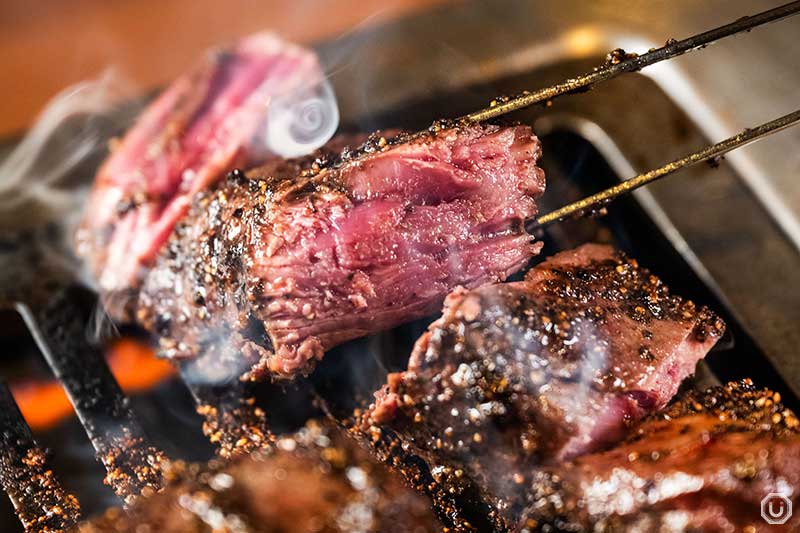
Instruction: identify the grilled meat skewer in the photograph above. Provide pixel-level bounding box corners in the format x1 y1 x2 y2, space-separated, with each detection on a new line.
354 244 724 531
136 124 545 382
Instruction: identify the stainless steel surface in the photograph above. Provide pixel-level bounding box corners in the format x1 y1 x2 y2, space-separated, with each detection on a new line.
462 1 800 124
534 108 800 227
321 0 800 249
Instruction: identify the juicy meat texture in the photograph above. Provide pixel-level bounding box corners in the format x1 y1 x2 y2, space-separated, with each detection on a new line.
137 124 545 381
76 33 327 313
520 380 800 532
76 421 442 533
357 244 724 530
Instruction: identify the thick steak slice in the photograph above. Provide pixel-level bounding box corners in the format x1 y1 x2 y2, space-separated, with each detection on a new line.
76 421 442 533
357 244 724 530
76 33 328 315
137 124 545 381
520 380 800 532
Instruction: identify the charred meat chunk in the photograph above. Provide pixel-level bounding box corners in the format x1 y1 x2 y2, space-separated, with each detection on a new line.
76 33 329 315
357 244 724 530
137 124 545 381
76 421 442 533
520 380 800 532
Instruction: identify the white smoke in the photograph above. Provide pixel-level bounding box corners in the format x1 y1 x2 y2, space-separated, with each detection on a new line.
263 77 339 158
0 69 133 332
0 70 133 225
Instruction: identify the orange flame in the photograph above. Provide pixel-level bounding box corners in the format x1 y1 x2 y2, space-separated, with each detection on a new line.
11 338 175 430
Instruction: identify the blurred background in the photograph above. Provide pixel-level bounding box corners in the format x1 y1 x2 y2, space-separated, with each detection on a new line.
0 0 454 138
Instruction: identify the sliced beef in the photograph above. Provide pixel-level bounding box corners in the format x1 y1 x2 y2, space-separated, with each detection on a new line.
76 420 441 533
137 123 545 381
356 244 724 530
520 380 800 532
76 33 329 315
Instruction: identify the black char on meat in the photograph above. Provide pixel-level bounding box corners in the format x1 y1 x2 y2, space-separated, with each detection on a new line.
137 124 545 381
355 244 725 531
520 380 800 532
76 420 442 533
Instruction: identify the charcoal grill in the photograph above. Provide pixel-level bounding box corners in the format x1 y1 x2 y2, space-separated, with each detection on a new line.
2 1 800 531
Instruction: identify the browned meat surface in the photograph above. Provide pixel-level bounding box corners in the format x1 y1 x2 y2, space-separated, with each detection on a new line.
519 380 800 532
76 421 442 533
355 244 724 531
137 124 545 381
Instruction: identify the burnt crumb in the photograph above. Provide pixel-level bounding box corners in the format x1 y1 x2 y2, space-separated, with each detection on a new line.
605 48 639 66
153 313 172 336
196 397 272 459
99 432 167 504
226 168 248 185
115 191 150 216
707 154 724 168
489 94 512 107
638 346 654 361
241 314 274 353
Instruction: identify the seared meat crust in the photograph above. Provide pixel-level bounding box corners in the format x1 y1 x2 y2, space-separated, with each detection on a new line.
520 380 800 532
138 124 545 381
77 421 442 533
356 244 724 530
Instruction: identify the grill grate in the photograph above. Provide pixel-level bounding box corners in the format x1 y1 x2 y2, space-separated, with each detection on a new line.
17 286 166 504
0 383 81 532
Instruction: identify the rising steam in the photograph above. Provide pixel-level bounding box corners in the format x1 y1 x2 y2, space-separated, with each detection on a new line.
263 77 339 158
0 70 133 342
0 70 132 223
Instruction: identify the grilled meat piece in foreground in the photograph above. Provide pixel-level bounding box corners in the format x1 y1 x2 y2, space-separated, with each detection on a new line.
77 420 442 533
520 380 800 532
76 33 329 314
138 124 545 381
356 244 724 531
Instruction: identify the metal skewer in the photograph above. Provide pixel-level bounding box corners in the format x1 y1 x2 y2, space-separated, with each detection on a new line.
530 109 800 230
16 284 167 504
461 1 800 124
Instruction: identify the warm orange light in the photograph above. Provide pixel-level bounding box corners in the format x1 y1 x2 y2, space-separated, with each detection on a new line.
11 338 175 430
563 27 602 57
11 380 73 431
105 338 175 391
